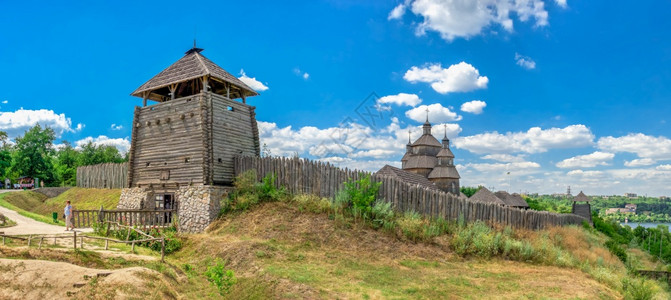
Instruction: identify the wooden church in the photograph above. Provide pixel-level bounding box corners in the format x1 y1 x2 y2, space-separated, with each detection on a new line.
118 45 261 232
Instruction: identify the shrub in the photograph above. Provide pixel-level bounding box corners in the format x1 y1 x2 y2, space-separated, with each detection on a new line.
451 221 501 258
259 173 286 202
605 240 628 263
234 170 258 195
397 211 425 242
343 174 381 221
332 189 350 215
205 259 237 296
293 194 331 213
371 201 395 231
622 277 655 300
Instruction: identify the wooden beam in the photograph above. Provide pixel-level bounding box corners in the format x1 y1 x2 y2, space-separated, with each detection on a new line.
142 92 148 107
169 84 178 101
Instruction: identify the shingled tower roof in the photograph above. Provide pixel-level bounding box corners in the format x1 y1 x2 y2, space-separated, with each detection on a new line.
131 46 258 103
573 191 591 202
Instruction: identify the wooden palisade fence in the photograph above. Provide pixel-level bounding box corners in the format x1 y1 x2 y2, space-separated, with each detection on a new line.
76 163 129 189
234 156 586 230
72 207 176 230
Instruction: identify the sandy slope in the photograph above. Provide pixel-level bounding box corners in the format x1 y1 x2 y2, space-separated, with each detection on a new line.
0 258 158 299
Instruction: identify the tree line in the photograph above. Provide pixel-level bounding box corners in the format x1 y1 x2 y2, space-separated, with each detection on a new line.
1 124 128 187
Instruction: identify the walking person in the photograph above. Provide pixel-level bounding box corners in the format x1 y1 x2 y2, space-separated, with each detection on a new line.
64 200 74 231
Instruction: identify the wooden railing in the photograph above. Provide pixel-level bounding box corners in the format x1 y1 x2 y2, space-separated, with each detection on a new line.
0 226 166 262
72 207 176 230
234 156 587 230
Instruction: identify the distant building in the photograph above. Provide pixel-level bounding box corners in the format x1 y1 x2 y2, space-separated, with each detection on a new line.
625 193 637 198
391 116 460 195
624 204 637 213
494 191 530 210
660 196 670 201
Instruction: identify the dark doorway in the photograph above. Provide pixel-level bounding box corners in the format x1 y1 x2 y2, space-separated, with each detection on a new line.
154 193 175 224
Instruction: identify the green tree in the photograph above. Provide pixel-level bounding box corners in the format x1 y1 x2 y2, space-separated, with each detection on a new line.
53 142 79 186
77 142 125 166
460 186 482 198
10 125 55 184
0 130 12 179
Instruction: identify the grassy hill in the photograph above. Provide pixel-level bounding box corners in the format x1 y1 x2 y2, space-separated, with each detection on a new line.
0 188 121 225
1 187 669 299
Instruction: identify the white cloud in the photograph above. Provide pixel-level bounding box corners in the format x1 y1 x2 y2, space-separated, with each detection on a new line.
465 161 541 173
657 165 671 171
75 135 131 154
567 169 605 178
1 100 7 104
455 124 594 154
598 133 671 160
111 124 123 131
75 123 85 131
0 108 78 138
405 103 462 123
556 151 614 169
378 93 422 107
460 100 487 114
404 62 488 94
238 69 269 92
624 158 656 167
555 0 567 8
293 68 310 80
388 3 407 20
257 117 461 172
481 154 527 162
515 53 536 69
405 0 549 41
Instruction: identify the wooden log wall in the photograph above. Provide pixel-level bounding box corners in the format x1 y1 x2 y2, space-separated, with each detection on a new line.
76 163 128 189
234 156 587 230
130 94 206 187
210 93 259 185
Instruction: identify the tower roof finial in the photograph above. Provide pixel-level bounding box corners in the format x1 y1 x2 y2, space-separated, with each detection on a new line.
444 124 448 139
425 107 430 123
408 129 412 144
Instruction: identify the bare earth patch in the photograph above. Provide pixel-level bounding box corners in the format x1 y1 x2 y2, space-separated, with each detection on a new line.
0 258 165 300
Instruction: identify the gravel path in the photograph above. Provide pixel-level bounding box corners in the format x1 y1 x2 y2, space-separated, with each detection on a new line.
0 190 92 235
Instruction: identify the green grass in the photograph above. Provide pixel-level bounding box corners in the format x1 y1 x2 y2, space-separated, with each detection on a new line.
0 193 64 226
33 187 121 216
0 188 121 227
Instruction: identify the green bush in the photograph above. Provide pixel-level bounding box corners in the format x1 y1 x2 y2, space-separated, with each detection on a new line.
605 239 627 263
343 174 381 221
205 259 237 296
371 201 395 231
332 189 350 215
397 211 425 242
622 277 655 300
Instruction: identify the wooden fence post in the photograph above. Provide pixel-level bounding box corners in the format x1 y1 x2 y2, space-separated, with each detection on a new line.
73 231 77 250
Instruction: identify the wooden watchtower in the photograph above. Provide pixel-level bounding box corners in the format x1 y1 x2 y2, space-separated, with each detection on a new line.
127 46 260 190
572 191 592 225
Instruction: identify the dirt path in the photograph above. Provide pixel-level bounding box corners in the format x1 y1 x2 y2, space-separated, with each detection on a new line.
0 190 92 235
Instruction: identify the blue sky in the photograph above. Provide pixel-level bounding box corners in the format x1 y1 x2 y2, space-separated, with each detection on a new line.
1 1 671 196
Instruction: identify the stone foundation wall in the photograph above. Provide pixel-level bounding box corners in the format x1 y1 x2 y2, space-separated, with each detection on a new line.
176 185 228 233
117 188 152 210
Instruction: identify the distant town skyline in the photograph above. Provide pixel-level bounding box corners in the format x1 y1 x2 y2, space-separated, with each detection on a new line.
1 1 670 195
